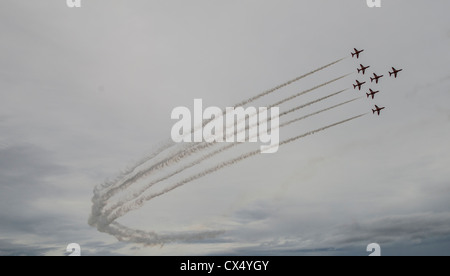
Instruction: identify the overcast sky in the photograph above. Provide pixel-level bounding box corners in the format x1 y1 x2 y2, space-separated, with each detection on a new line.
1 0 450 256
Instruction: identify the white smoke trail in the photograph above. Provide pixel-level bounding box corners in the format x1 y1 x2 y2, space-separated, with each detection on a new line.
280 97 362 128
102 96 360 217
89 57 354 244
93 59 346 197
98 87 351 215
94 140 176 196
197 58 347 131
96 78 351 204
220 77 350 145
92 114 366 245
99 113 366 226
234 58 345 107
269 73 352 108
99 222 225 246
279 89 348 117
172 60 348 154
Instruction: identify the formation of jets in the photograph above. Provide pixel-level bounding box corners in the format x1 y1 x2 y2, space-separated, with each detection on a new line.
351 48 403 116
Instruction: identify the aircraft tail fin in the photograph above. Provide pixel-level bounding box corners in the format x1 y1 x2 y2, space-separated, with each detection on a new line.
353 84 356 89
366 93 370 98
370 77 374 82
357 68 361 73
389 72 393 76
372 109 376 114
351 53 355 57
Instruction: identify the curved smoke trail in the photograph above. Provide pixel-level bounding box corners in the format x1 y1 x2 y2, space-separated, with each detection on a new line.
106 114 365 222
89 57 358 245
94 58 345 196
97 87 351 217
102 96 359 218
90 114 366 244
95 75 350 205
99 222 225 246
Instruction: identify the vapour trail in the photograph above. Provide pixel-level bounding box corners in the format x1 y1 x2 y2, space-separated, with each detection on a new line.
279 88 348 117
93 140 176 195
280 97 362 128
221 88 349 146
99 221 225 246
102 113 366 223
218 73 350 144
172 58 347 154
94 58 345 195
269 73 352 108
89 58 353 241
234 58 345 107
96 78 350 203
222 83 349 145
102 96 360 217
97 86 351 213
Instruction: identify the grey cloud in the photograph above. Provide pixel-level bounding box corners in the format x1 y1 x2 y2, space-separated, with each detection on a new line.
0 144 73 252
0 144 67 212
0 239 57 256
0 144 66 184
327 212 450 247
232 202 272 224
0 143 129 255
215 212 450 256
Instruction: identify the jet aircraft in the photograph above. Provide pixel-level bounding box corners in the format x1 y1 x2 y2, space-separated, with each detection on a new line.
372 105 385 115
366 89 380 99
351 48 364 59
353 80 366 90
357 64 370 75
389 67 403 78
370 73 384 84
